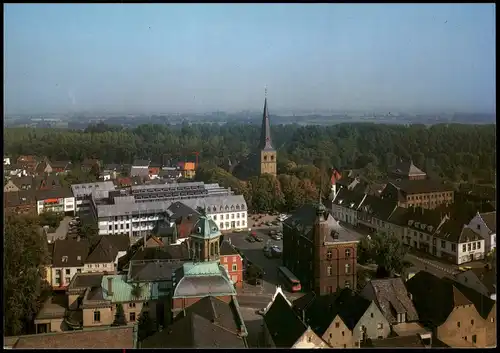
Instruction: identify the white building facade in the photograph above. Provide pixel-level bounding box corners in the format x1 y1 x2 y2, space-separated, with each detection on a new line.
94 193 248 237
467 212 496 254
37 196 75 215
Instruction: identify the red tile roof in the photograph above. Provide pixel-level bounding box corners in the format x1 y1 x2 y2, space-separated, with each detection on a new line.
9 326 135 349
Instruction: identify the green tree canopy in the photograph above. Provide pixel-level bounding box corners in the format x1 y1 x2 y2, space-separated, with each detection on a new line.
38 211 64 228
137 312 157 342
357 232 410 277
4 214 50 335
112 303 127 326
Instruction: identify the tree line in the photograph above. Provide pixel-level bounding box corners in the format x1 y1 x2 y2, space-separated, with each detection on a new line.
4 122 495 184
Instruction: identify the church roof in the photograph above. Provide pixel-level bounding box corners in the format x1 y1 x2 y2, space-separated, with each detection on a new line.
172 262 236 298
190 216 221 240
258 96 275 151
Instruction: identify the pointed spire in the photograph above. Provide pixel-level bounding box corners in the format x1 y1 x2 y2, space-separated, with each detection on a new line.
259 87 274 151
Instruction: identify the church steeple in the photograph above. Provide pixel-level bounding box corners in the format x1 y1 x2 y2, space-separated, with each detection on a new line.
259 87 274 151
257 87 277 176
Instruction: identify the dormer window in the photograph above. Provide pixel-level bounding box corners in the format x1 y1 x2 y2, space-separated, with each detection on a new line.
62 256 68 263
77 256 81 261
408 220 414 226
197 227 201 233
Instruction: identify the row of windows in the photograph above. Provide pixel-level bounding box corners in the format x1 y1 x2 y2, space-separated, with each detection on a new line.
407 192 453 201
218 220 246 229
212 212 246 221
55 277 71 285
206 204 246 212
327 264 351 276
463 242 482 252
221 256 239 263
326 249 352 260
223 263 238 272
93 305 148 323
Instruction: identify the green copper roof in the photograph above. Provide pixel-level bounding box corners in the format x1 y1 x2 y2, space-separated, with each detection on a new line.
190 216 221 240
102 275 152 303
182 261 222 277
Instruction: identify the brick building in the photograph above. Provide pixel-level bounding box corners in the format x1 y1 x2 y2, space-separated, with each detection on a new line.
219 239 244 288
381 179 454 210
282 201 359 295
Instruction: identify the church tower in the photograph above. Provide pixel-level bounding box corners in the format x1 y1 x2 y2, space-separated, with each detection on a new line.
258 88 277 176
189 216 222 262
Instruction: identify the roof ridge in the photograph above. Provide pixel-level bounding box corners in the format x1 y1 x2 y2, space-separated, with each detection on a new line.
451 284 472 306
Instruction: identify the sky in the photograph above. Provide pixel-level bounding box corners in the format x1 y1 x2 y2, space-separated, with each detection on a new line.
4 4 496 115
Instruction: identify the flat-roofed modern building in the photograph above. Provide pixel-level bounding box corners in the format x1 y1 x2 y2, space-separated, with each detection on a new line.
89 182 248 237
71 181 116 214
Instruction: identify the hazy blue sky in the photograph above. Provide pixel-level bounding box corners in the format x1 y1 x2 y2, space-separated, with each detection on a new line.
4 4 496 114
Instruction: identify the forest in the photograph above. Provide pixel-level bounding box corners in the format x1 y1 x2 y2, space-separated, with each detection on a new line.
4 122 496 212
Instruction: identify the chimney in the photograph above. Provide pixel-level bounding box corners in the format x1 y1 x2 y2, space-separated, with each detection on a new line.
107 277 113 296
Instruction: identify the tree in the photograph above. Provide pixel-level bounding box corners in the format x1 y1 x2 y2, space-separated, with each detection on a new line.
112 303 127 326
4 214 50 336
79 222 100 246
357 232 409 277
245 264 264 286
356 237 374 265
137 312 157 342
131 283 143 298
485 248 496 270
278 174 306 212
38 211 64 228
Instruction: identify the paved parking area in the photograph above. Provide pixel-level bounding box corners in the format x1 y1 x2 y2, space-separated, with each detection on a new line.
226 227 288 295
46 216 73 242
247 213 284 230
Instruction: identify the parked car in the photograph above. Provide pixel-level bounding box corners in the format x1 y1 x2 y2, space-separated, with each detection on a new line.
269 230 277 236
265 221 273 226
246 236 256 243
233 228 242 233
271 246 282 258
